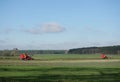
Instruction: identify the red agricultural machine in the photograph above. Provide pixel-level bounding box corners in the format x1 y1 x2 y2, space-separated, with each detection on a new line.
20 53 33 60
100 53 108 59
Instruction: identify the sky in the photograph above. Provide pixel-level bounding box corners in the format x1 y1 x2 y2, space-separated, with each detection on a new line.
0 0 120 50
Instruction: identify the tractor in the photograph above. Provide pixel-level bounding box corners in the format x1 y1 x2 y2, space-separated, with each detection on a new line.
20 53 33 60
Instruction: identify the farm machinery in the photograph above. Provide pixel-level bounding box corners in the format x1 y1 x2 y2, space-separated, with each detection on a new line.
20 53 33 60
100 53 108 59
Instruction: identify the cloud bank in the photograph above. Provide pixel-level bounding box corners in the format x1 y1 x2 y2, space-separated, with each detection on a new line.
25 23 65 34
0 28 13 34
0 40 6 44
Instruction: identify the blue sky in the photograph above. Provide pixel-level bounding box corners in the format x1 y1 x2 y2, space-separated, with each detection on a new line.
0 0 120 50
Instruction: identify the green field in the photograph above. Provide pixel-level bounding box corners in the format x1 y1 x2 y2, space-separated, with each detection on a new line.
0 54 120 82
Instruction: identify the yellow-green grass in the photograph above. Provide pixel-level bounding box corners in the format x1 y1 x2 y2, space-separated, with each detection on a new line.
0 54 120 82
0 65 120 82
1 54 120 60
32 54 120 60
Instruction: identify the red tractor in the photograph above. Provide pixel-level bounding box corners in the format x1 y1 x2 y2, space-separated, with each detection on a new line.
20 53 33 60
100 53 108 59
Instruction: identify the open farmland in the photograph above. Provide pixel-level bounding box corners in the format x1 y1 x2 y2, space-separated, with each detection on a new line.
0 54 120 82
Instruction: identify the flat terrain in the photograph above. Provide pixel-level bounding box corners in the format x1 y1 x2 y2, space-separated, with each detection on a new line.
0 54 120 82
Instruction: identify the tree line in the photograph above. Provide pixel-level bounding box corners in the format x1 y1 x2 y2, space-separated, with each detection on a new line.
18 50 66 55
68 45 120 55
0 45 120 56
0 49 66 56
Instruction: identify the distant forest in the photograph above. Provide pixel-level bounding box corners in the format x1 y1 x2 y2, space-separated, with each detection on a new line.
0 45 120 56
18 50 66 55
0 49 66 56
68 45 120 55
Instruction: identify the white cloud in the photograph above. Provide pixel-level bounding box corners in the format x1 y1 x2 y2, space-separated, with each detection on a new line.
22 42 85 50
25 22 65 34
85 26 104 33
0 40 6 44
41 23 65 33
0 41 120 50
25 28 41 34
0 28 13 34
